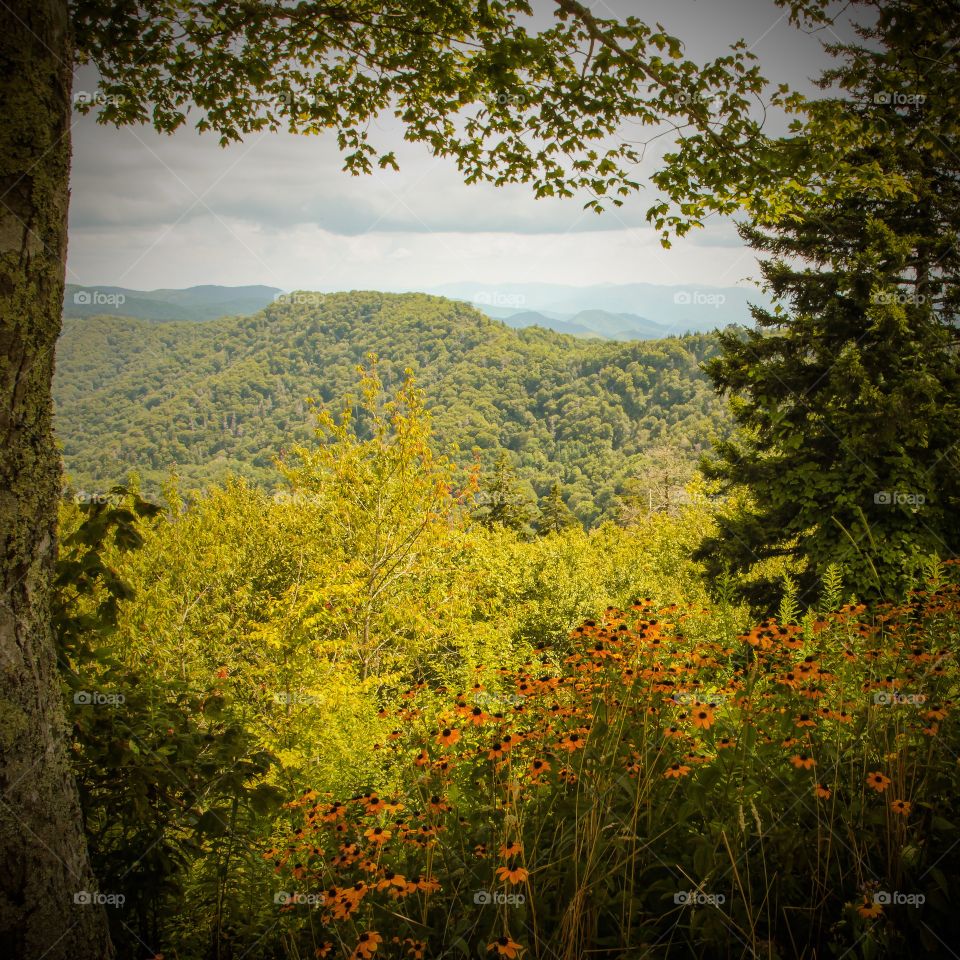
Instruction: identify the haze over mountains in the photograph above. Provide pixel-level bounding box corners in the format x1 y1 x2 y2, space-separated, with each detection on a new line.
64 280 771 340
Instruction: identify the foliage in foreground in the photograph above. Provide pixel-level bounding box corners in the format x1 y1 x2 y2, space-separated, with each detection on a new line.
271 575 960 960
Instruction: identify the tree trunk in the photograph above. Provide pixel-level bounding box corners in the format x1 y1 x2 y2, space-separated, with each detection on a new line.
0 1 114 956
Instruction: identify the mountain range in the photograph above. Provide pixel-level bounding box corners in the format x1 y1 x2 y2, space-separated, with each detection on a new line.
54 291 729 523
63 281 770 340
64 283 282 321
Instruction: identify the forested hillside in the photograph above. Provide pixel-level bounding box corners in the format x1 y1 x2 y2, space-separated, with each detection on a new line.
54 291 728 522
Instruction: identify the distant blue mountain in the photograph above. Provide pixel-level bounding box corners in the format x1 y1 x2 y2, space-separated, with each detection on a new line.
426 280 770 339
64 284 282 321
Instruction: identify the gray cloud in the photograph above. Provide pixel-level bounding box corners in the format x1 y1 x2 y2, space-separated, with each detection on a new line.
67 0 861 287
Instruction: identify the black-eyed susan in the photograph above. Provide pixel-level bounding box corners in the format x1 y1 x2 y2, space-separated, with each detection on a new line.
436 728 460 747
690 707 716 730
890 798 912 816
498 840 523 858
350 930 382 960
529 758 551 779
866 771 892 793
664 762 691 779
790 753 816 770
557 732 586 752
496 865 529 884
487 936 523 958
814 783 832 799
363 826 391 845
857 898 884 919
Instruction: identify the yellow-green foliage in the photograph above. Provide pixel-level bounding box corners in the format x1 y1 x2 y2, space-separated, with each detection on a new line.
94 368 725 799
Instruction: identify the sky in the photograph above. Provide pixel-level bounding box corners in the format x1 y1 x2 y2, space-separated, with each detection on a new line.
66 0 859 295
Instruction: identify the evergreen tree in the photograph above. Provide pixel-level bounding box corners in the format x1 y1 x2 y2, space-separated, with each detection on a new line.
697 0 960 605
537 482 579 535
474 452 536 535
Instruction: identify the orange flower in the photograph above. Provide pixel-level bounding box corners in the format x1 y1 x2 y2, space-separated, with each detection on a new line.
315 944 333 958
498 841 523 858
363 826 391 845
436 728 460 747
487 936 523 958
529 758 551 779
866 772 891 793
557 732 586 752
495 865 529 885
890 799 911 816
814 783 832 799
857 898 883 919
790 754 816 770
664 763 691 779
350 931 382 960
690 707 715 730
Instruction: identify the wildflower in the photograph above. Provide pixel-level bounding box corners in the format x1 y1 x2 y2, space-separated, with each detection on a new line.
363 826 391 845
350 931 382 960
437 727 460 747
790 754 816 770
376 871 408 891
857 899 883 919
795 713 816 728
529 758 551 779
664 763 691 779
890 799 912 816
716 737 735 750
496 865 529 885
814 783 832 799
498 841 523 858
690 707 716 730
487 937 523 958
557 732 586 752
866 772 892 793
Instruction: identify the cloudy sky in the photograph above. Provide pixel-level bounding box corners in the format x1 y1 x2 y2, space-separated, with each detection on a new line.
66 0 858 294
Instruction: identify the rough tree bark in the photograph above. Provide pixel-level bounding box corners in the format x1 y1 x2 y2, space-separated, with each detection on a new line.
0 1 114 956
